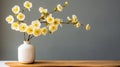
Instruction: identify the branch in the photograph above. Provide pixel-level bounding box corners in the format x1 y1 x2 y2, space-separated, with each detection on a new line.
29 35 34 40
27 35 31 41
24 32 26 41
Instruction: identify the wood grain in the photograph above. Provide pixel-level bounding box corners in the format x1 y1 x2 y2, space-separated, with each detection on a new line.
5 60 120 67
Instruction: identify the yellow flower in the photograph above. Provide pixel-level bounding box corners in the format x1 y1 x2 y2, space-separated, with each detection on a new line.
32 20 41 28
39 7 48 14
26 26 34 35
72 15 78 23
12 5 20 14
6 15 14 24
11 22 19 31
17 12 25 21
67 16 71 21
54 18 61 26
57 4 63 12
24 1 32 11
39 7 43 12
33 28 41 37
19 23 28 32
85 24 91 31
65 1 68 5
75 22 81 28
41 27 48 36
46 15 54 24
49 24 58 33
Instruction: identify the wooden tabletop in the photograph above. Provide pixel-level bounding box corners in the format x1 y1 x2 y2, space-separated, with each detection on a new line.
5 60 120 67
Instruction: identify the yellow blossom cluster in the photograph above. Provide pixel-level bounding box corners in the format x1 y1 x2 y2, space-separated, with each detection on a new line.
5 1 91 41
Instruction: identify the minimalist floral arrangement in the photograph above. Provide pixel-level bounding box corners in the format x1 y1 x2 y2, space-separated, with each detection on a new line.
6 0 91 42
5 0 91 63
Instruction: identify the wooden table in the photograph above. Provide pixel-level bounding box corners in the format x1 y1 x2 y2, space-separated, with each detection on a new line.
5 60 120 67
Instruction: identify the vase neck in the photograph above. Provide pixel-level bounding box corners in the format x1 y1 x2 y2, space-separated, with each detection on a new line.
23 41 30 44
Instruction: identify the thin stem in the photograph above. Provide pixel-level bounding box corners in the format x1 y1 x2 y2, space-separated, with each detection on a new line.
40 21 47 23
21 8 26 13
81 24 84 26
27 35 31 41
61 22 71 24
40 21 72 24
49 10 56 14
29 35 34 40
24 32 26 41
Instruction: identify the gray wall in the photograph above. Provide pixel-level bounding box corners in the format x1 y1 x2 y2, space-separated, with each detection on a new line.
0 0 120 60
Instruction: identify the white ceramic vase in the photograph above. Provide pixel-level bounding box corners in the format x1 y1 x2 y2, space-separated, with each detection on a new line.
18 41 35 63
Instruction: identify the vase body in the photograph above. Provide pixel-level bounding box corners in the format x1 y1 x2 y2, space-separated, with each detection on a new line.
18 41 35 63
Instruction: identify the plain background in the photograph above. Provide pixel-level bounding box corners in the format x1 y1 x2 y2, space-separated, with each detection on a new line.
0 0 120 60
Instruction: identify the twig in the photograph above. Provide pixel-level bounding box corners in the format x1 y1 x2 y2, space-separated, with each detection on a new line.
40 21 72 24
24 32 26 41
27 35 31 41
49 10 56 14
29 35 34 40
